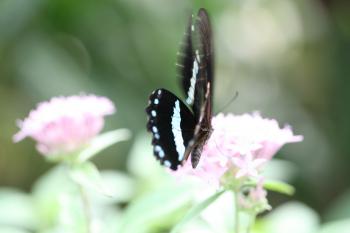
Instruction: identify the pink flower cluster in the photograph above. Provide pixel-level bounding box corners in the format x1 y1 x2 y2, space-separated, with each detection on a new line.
174 112 303 186
13 95 115 156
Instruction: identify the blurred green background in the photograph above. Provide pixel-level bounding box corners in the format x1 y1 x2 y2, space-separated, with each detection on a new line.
1 0 350 225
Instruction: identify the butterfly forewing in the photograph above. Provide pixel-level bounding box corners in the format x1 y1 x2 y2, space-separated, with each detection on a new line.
177 9 213 121
146 88 196 170
194 8 214 118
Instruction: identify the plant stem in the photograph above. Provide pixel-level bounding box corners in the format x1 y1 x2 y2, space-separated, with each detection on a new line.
67 162 93 233
234 190 239 233
78 183 93 233
247 214 256 233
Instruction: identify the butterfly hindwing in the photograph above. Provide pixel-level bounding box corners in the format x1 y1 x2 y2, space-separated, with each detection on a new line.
146 88 196 170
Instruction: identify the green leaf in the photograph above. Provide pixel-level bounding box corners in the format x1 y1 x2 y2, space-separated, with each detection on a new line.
0 0 41 42
196 190 235 233
258 202 319 233
318 219 350 233
77 128 131 162
0 188 38 230
324 189 350 221
263 179 295 196
127 133 174 191
262 159 298 182
69 162 109 195
90 170 136 205
118 185 194 233
31 165 76 227
170 189 226 233
127 133 162 178
0 227 31 233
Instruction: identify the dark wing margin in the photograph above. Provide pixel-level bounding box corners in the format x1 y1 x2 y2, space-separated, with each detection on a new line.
197 8 213 86
192 8 214 120
146 88 196 170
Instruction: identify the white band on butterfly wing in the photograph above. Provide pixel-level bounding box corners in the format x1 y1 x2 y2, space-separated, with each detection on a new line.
171 100 186 161
185 59 199 105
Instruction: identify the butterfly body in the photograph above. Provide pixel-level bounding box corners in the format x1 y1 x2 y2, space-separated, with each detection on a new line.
146 8 213 170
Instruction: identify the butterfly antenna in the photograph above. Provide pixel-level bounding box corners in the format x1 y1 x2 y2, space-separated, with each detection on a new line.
213 136 227 158
215 91 239 114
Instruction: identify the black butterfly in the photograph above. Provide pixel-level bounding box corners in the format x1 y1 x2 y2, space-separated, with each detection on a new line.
146 8 214 170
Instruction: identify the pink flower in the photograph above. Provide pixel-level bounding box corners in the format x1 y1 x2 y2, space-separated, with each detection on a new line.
238 179 271 213
174 112 303 186
249 180 267 202
13 95 115 156
232 153 266 178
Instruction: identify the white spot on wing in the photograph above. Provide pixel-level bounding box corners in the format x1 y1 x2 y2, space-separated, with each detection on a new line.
176 63 184 67
155 145 162 152
195 50 200 62
152 126 158 133
154 98 159 104
171 100 186 161
157 90 162 95
151 110 156 117
186 60 199 105
164 160 171 167
158 149 164 158
155 145 165 158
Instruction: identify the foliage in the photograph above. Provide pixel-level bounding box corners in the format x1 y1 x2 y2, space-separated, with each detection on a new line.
1 133 350 232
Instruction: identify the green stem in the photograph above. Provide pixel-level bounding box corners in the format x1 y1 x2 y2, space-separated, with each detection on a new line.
78 184 93 233
68 162 93 233
247 214 256 233
234 190 239 233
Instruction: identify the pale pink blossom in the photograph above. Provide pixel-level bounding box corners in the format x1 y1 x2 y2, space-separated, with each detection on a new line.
174 112 303 186
238 179 271 212
13 95 115 156
232 153 266 178
249 179 268 202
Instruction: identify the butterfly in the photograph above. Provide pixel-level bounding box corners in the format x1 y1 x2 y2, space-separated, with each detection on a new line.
146 8 214 170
